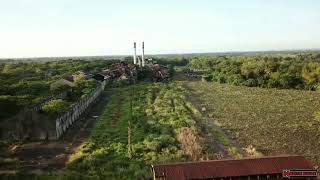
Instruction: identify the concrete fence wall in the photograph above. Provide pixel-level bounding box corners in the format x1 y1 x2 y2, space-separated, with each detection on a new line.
55 80 107 139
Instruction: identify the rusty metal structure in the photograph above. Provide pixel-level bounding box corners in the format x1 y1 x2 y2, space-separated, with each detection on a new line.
152 155 316 180
150 64 170 81
131 41 170 81
99 61 137 81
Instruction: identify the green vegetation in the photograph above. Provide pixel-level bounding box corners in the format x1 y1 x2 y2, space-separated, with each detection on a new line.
2 52 320 178
0 60 113 120
66 83 209 179
0 173 57 180
0 158 19 167
188 53 320 90
183 81 320 168
42 99 70 117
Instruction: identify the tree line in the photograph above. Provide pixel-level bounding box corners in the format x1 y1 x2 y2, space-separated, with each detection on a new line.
187 53 320 90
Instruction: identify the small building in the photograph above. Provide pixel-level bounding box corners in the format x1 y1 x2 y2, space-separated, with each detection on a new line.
50 79 75 91
152 155 316 180
92 73 108 82
64 75 76 82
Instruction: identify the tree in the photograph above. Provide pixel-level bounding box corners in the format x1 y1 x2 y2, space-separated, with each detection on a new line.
302 62 320 90
74 75 95 98
42 99 69 117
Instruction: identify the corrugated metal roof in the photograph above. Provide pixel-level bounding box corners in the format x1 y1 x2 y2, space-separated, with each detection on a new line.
152 155 314 180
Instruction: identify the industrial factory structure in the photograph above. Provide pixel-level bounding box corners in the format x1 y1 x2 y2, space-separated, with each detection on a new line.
132 41 170 81
133 41 146 67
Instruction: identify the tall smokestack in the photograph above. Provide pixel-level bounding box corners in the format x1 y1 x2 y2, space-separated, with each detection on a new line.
142 41 145 67
133 42 137 65
138 56 142 67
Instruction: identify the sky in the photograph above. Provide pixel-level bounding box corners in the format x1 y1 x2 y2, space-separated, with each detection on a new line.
0 0 320 58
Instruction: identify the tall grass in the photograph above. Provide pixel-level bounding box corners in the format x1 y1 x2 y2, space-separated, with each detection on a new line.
66 83 208 179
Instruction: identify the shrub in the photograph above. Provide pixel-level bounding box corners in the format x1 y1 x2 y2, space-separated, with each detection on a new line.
42 99 70 116
177 127 203 161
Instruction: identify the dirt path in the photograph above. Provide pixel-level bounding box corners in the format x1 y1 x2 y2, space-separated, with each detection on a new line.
0 91 112 174
181 81 246 159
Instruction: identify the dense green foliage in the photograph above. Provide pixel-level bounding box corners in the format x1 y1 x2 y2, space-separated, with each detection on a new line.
42 99 70 117
153 57 189 66
188 53 320 89
73 75 96 99
67 83 206 179
0 60 113 120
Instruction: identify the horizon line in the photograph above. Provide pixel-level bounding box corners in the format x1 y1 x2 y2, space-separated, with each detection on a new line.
1 48 320 60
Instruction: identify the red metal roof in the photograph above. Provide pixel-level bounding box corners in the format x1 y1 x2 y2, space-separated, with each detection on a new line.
152 155 315 180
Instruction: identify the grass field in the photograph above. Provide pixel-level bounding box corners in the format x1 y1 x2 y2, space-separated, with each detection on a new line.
0 82 228 179
183 81 320 168
66 82 212 179
3 79 320 179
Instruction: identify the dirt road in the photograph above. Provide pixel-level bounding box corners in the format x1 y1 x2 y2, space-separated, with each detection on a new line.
180 80 246 159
